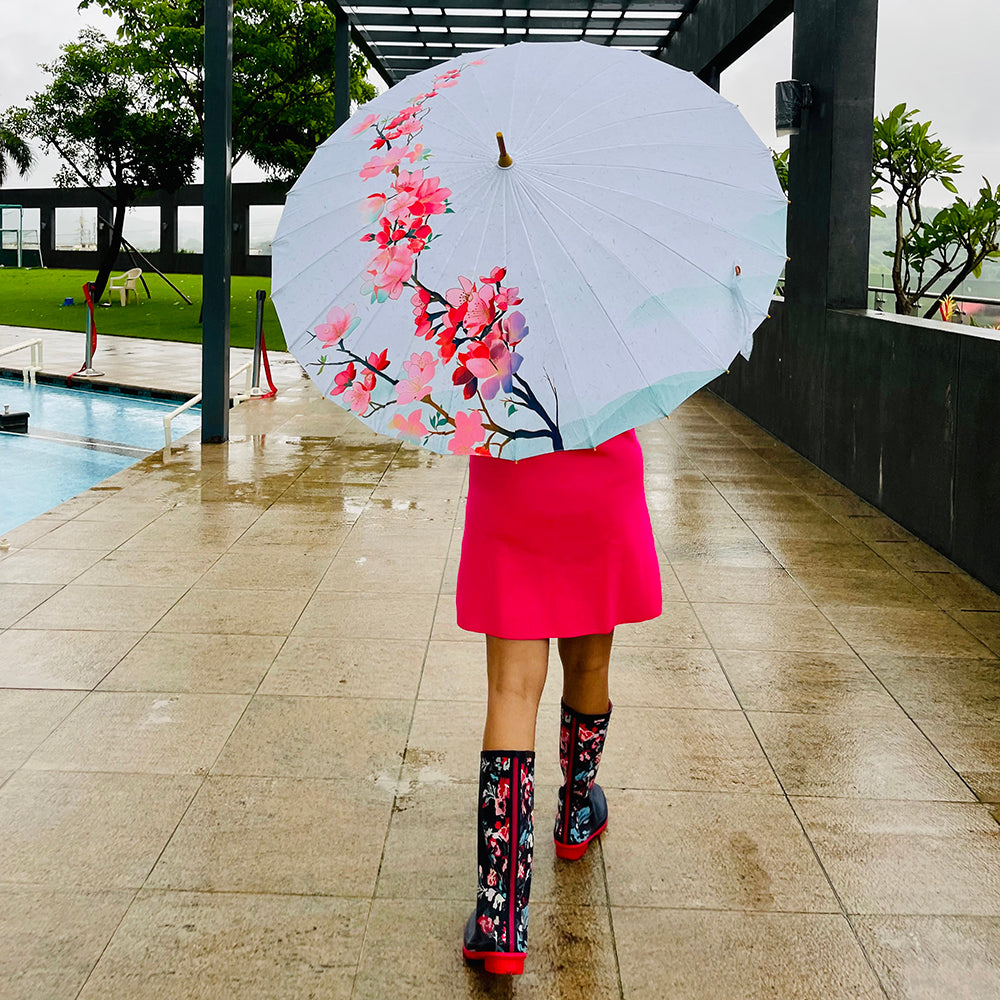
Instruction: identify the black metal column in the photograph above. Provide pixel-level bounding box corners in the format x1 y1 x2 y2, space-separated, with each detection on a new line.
784 0 878 311
202 0 234 443
334 8 351 129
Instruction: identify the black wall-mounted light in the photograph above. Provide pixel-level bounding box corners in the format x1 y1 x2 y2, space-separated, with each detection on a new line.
775 80 813 137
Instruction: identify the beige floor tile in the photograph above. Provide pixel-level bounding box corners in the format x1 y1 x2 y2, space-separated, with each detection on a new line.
154 587 313 635
211 694 410 782
295 591 438 640
354 898 619 1000
607 646 739 710
0 629 142 688
337 526 454 561
0 547 104 585
98 632 283 693
259 635 423 699
23 691 249 775
671 562 812 605
416 640 488 702
603 789 837 911
791 566 941 609
0 689 86 771
717 649 898 714
908 571 1000 611
612 602 711 647
751 517 862 546
374 781 607 907
27 516 155 551
76 890 367 1000
918 720 1000 800
319 551 448 594
146 775 392 896
614 909 884 1000
0 769 200 888
871 540 963 575
750 708 975 801
600 706 780 793
863 654 1000 724
117 519 249 551
693 602 854 654
70 547 220 589
793 797 1000 915
951 611 1000 656
767 539 894 573
853 914 1000 1000
429 596 481 642
2 518 65 548
0 583 63 627
0 886 134 1000
14 584 185 632
824 607 993 658
657 532 784 568
403 700 564 789
193 545 334 590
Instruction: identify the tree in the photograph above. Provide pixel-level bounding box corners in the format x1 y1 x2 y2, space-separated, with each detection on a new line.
18 27 200 297
79 0 379 181
870 103 1000 316
0 110 34 186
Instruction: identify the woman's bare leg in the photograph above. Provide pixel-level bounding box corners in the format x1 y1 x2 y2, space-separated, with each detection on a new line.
482 635 549 750
558 631 613 713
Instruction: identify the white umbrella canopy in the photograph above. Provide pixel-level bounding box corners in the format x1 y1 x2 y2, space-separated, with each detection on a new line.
272 41 786 460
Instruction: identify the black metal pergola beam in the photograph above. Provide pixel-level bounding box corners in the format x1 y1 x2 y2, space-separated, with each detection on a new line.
659 0 793 77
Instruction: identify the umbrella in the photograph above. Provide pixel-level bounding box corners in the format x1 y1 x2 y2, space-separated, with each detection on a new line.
271 41 786 460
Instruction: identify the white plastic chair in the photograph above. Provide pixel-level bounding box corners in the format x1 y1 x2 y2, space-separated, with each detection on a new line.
107 267 142 306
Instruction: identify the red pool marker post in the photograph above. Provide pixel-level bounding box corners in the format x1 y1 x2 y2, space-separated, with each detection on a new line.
71 282 104 381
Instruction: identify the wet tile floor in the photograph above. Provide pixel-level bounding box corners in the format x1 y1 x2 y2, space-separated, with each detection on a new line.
1 327 1000 998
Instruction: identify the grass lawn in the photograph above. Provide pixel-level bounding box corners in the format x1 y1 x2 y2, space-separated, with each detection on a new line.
0 268 287 351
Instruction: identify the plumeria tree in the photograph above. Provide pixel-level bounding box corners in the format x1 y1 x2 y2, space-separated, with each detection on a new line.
306 63 562 457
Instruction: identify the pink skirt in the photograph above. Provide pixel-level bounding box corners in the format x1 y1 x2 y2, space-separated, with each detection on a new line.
456 429 662 639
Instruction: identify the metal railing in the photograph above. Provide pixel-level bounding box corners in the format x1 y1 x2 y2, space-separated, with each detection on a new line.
0 338 44 383
163 361 253 451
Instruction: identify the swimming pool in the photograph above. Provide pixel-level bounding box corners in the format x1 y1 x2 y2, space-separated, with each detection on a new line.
0 376 201 534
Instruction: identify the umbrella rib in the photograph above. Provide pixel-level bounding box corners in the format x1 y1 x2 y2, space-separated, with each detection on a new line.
526 166 784 260
518 173 753 370
508 174 649 448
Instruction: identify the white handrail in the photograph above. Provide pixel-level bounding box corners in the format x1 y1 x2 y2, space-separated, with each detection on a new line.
0 338 43 384
163 361 253 451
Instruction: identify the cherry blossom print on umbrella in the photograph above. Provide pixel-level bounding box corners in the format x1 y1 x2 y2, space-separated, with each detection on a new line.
272 42 788 460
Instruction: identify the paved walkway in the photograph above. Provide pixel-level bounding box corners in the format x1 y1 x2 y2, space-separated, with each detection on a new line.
1 331 999 998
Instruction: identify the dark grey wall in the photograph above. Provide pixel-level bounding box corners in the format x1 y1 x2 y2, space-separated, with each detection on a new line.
712 300 1000 592
4 183 287 278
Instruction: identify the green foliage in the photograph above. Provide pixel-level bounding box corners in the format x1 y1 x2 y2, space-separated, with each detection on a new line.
871 103 968 314
78 0 378 181
771 147 789 195
0 109 35 187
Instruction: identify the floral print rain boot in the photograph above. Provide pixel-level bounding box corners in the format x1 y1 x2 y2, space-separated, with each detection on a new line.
554 700 612 860
462 749 535 975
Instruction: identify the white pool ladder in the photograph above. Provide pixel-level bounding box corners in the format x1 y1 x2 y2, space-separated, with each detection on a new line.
0 338 44 384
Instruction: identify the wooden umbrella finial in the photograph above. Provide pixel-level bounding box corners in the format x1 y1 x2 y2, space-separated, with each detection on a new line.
496 132 513 168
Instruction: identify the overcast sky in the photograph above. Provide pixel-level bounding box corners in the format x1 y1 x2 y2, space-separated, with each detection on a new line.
2 0 998 204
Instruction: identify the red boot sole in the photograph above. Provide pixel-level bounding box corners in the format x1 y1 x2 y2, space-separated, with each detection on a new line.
462 947 526 975
554 818 608 860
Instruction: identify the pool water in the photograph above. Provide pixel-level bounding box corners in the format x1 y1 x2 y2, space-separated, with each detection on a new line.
0 377 201 534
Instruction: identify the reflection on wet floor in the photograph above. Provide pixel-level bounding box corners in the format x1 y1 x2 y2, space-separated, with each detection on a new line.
0 332 999 998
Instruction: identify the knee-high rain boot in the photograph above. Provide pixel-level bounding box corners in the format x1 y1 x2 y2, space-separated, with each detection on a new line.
554 700 611 860
462 749 534 975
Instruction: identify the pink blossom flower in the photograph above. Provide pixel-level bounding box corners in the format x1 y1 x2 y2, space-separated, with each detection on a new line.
464 286 495 337
480 266 506 285
396 350 436 404
366 246 413 300
446 275 477 309
391 170 450 220
501 310 528 345
447 409 485 455
331 361 356 396
358 193 386 225
465 336 523 400
344 380 371 414
493 284 521 312
350 112 378 135
389 408 429 442
404 143 425 163
314 304 359 347
359 148 405 180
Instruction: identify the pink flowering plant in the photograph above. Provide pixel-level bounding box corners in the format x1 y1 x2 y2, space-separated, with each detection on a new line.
308 61 562 457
